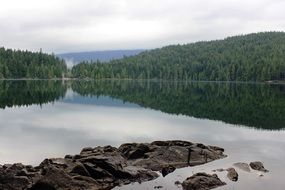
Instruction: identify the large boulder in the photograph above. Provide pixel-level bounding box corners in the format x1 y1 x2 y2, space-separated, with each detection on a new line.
121 140 226 171
182 173 226 190
250 161 269 172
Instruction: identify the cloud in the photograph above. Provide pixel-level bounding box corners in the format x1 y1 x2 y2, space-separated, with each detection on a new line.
0 0 284 53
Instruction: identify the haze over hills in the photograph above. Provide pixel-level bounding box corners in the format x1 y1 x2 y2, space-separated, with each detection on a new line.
57 49 144 67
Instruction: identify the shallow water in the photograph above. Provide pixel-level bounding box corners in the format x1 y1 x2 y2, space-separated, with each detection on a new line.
0 80 284 189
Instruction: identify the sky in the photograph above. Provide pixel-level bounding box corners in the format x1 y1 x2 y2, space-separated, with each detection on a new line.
0 0 284 53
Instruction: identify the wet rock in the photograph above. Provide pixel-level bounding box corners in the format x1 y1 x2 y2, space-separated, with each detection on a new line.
3 164 12 169
70 163 90 177
160 165 176 177
124 140 226 171
64 155 73 159
250 161 269 172
81 147 94 153
119 143 151 159
182 173 226 190
0 166 31 190
28 166 97 190
83 162 112 179
226 168 238 182
175 180 182 186
213 168 225 172
0 140 226 190
233 162 251 172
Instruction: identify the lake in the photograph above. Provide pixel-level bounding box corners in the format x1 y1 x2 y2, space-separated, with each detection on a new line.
0 80 284 189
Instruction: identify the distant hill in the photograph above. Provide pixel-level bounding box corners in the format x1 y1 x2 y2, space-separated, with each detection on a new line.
57 49 144 67
72 32 285 82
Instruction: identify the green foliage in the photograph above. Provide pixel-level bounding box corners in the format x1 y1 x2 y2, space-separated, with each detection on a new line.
72 32 285 82
72 80 285 130
0 47 67 79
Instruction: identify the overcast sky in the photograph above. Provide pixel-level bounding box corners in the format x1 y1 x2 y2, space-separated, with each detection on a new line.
0 0 284 53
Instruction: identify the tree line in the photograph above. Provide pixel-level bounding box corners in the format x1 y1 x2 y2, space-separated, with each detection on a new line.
0 47 67 79
72 32 285 82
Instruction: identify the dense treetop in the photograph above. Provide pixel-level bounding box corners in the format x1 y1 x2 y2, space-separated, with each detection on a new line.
72 32 285 82
0 47 67 79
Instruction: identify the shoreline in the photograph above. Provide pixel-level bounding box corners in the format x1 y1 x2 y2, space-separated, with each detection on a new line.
1 78 284 85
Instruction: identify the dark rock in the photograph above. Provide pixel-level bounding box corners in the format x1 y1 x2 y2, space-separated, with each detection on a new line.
103 145 117 152
250 161 269 172
126 141 226 171
151 141 170 146
226 168 238 182
154 185 163 189
70 163 90 177
81 147 94 153
0 140 226 190
64 155 73 159
28 166 96 190
83 162 112 179
213 168 225 172
119 143 151 160
175 180 182 185
73 154 83 160
233 162 251 172
182 173 226 190
160 165 176 177
196 143 207 149
3 164 12 169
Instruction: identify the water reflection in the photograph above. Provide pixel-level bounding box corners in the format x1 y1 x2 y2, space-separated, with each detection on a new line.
1 80 283 130
0 80 66 109
0 80 284 189
72 80 285 130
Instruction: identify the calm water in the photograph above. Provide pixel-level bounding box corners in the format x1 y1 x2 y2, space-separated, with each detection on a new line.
0 80 284 189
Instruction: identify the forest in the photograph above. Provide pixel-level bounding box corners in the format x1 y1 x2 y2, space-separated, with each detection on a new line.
71 32 285 82
0 47 67 79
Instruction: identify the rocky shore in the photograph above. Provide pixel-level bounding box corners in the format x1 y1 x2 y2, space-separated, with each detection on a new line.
0 140 226 190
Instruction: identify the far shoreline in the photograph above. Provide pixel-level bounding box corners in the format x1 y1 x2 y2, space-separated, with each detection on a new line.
1 78 284 85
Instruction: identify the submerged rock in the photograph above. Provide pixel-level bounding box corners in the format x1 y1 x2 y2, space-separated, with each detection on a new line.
226 168 238 182
175 180 182 186
250 161 269 172
0 140 226 190
182 173 226 190
233 162 251 172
